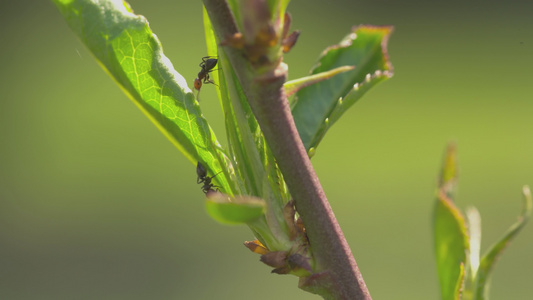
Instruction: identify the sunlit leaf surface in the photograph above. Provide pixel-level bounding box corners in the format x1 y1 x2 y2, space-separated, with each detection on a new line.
53 0 233 193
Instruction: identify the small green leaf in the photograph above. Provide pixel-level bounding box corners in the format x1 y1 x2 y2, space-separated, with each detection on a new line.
434 190 469 300
473 185 532 300
53 0 234 193
291 25 394 151
434 144 469 300
463 207 481 299
205 193 266 225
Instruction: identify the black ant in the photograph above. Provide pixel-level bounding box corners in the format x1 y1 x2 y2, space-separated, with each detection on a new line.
196 162 221 194
194 56 218 91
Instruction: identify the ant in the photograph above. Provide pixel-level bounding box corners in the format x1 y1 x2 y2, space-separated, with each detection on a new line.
196 162 221 194
194 56 218 91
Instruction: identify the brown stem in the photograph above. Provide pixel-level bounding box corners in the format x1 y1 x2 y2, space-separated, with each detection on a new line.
202 1 371 299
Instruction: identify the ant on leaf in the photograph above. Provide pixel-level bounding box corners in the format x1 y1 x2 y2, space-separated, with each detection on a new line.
194 56 218 99
196 162 221 195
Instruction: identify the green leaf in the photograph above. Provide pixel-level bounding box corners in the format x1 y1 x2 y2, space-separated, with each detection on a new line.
463 207 481 300
52 0 234 194
284 66 355 98
434 144 469 300
291 25 394 151
455 263 466 300
309 70 392 148
434 191 469 300
205 193 266 225
473 185 532 300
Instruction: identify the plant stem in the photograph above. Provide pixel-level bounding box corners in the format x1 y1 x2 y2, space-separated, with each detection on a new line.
202 1 371 299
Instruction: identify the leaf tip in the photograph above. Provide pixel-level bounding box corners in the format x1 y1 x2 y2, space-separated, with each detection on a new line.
439 142 459 193
351 24 395 72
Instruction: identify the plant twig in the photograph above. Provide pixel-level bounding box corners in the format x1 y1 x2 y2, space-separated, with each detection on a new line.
202 1 371 299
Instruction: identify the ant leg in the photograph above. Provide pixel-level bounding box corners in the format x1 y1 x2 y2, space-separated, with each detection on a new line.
206 79 218 87
203 74 219 87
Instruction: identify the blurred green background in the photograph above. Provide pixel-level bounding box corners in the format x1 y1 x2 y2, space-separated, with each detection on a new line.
1 0 532 299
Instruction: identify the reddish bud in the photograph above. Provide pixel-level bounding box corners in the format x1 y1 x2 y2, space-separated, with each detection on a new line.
282 31 300 53
244 240 270 255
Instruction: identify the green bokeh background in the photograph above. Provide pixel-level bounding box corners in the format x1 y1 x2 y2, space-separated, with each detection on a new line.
1 0 532 299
